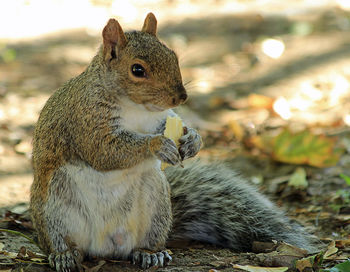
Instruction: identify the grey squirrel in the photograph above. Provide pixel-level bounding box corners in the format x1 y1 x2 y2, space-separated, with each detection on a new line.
30 13 317 272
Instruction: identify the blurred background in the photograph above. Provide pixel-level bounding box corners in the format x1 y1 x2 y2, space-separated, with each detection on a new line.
1 0 350 232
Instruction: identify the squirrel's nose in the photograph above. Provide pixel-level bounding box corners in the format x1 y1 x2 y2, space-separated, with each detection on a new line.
179 92 188 103
175 84 188 104
171 92 187 106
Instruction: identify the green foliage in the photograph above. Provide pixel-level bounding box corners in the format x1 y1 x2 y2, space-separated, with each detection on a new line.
339 173 350 186
321 260 350 272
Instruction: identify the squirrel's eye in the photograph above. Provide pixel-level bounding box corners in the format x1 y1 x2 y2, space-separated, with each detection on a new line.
131 64 146 78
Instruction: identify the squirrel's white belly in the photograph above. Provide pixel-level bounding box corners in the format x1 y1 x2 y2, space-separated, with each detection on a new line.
53 158 164 258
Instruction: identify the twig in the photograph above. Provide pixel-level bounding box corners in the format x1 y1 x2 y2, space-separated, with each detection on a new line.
0 228 40 249
0 262 16 265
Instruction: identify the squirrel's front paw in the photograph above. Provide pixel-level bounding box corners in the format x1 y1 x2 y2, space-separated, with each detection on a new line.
48 249 83 272
149 135 182 166
179 127 202 160
131 250 172 269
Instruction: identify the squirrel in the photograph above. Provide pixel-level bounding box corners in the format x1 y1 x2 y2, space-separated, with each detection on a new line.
31 13 318 272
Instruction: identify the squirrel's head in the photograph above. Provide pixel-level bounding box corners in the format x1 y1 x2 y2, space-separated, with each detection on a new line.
101 13 187 111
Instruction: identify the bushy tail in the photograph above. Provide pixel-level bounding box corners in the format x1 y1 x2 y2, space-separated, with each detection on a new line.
165 160 319 252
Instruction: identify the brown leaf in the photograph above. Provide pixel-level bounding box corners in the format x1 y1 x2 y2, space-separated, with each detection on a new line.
336 238 350 249
276 242 308 257
295 257 313 272
17 246 27 259
252 241 278 253
295 252 324 272
324 240 338 259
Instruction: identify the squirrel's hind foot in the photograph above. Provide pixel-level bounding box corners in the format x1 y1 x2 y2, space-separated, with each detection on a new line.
131 249 172 269
48 249 83 272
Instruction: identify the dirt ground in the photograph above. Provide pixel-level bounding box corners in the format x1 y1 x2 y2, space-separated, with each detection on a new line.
1 1 350 271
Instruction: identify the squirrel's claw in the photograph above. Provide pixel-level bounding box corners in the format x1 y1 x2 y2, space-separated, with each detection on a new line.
131 250 172 269
179 127 202 160
49 249 82 272
151 136 182 166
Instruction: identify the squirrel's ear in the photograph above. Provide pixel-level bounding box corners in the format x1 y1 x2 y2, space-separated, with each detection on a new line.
102 18 127 61
142 13 157 36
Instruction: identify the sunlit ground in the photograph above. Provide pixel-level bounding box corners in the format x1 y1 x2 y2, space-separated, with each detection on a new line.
1 0 350 207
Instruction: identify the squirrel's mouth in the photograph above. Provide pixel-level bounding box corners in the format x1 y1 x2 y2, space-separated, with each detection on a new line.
144 103 166 112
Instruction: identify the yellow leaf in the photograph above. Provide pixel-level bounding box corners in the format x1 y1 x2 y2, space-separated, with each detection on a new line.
228 120 244 141
248 93 274 109
232 264 288 272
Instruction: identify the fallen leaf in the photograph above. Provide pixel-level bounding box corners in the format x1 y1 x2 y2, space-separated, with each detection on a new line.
0 250 18 258
276 242 308 257
295 252 323 272
335 238 350 249
250 129 344 167
288 167 308 189
228 120 244 141
324 240 338 259
232 264 288 272
252 241 278 253
248 93 274 109
0 243 4 251
30 257 47 262
295 257 313 272
17 246 27 258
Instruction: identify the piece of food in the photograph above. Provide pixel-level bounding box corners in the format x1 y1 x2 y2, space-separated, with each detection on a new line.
161 115 183 170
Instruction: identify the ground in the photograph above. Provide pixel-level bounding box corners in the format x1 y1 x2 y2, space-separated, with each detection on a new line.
0 1 350 271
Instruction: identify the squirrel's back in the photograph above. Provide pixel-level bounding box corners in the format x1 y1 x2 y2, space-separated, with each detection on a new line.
166 161 318 252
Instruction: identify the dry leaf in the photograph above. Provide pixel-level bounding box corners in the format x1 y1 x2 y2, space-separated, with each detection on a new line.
252 241 278 253
336 238 350 249
273 129 343 167
276 242 308 257
0 250 18 258
248 93 274 109
324 240 338 259
295 252 324 272
250 129 344 167
228 120 244 141
232 264 288 272
295 257 313 272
